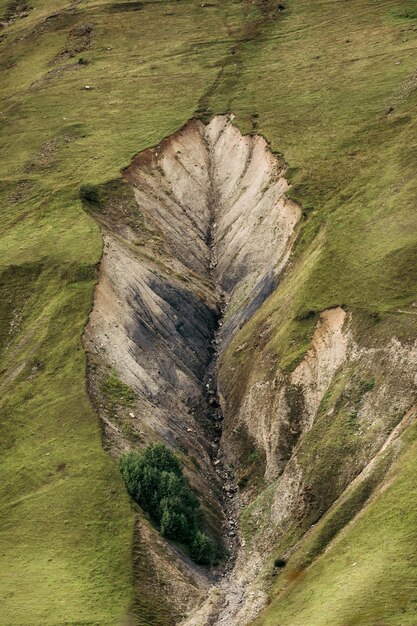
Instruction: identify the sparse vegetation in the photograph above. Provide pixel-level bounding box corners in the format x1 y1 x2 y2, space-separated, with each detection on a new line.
102 369 135 407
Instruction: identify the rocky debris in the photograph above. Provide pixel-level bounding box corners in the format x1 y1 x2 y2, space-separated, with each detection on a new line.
7 179 33 204
1 0 32 26
30 63 83 89
50 22 94 64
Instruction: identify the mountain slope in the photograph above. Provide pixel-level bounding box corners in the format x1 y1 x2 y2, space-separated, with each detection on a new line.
1 1 416 625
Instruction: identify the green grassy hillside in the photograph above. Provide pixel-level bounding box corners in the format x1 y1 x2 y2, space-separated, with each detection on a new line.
253 423 417 626
1 1 417 625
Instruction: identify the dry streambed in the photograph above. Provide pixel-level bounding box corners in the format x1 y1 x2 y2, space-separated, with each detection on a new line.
83 115 301 622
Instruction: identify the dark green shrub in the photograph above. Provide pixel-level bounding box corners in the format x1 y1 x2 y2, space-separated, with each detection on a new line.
79 184 100 205
119 443 214 565
160 506 189 542
190 530 213 565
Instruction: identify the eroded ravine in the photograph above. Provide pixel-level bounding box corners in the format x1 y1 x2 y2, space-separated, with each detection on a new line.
83 115 301 623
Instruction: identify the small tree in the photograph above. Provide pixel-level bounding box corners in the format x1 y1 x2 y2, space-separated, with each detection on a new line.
190 530 213 565
118 452 142 501
160 506 189 542
142 443 182 476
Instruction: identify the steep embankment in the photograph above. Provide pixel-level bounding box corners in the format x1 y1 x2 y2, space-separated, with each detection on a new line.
83 114 300 622
85 113 417 626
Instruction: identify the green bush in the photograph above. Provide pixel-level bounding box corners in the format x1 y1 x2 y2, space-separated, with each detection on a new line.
119 444 214 565
190 530 214 565
79 184 100 205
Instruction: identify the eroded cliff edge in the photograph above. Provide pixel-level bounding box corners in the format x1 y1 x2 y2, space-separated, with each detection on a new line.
83 115 301 622
82 115 416 625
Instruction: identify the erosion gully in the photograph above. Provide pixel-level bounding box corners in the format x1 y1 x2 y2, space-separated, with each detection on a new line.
84 114 301 624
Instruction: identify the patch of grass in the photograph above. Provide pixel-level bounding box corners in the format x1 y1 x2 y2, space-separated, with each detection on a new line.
131 517 177 626
103 369 135 408
387 3 417 23
0 263 134 625
279 452 391 577
0 262 42 358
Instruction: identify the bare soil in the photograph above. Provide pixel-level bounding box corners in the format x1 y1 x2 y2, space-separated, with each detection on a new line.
83 114 300 623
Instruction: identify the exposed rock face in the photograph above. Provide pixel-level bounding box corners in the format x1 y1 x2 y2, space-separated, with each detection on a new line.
291 307 349 429
84 115 300 475
122 115 300 342
83 115 301 621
